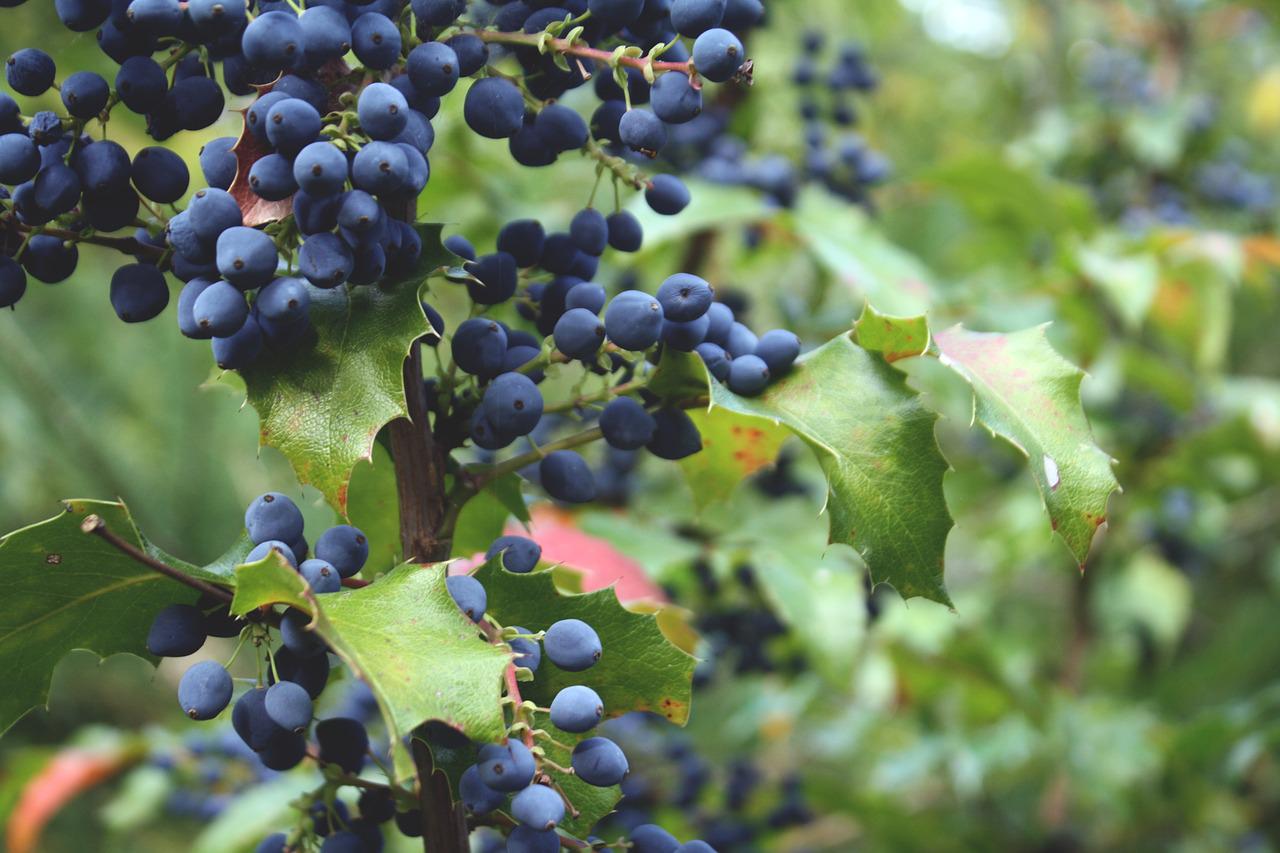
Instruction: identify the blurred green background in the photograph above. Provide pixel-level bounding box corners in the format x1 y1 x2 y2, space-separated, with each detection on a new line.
4 0 1280 850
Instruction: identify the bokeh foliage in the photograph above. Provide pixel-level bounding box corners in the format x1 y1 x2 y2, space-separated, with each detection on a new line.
3 0 1280 850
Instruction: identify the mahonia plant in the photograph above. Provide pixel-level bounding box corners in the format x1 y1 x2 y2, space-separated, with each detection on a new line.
0 0 1115 851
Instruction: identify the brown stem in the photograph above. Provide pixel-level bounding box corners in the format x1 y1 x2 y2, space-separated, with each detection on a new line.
475 29 696 76
382 181 468 850
81 514 233 604
3 220 167 259
388 343 452 562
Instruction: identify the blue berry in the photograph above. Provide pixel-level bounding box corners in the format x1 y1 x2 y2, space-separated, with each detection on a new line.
619 108 667 155
657 273 713 321
293 141 348 197
487 536 542 573
5 48 55 96
464 77 525 139
109 263 170 323
257 276 310 324
315 717 369 774
192 280 249 337
212 315 265 370
352 13 401 69
249 153 298 201
554 307 606 360
452 318 508 378
482 372 544 437
264 680 313 732
755 329 800 374
477 740 536 791
314 525 369 578
61 70 110 118
646 174 691 215
570 208 608 256
540 451 596 504
599 397 655 450
497 219 546 267
571 736 629 786
245 492 305 545
670 0 725 36
543 619 602 671
246 539 298 568
651 72 703 124
358 82 409 140
693 28 745 82
266 98 321 156
549 685 604 733
508 826 561 853
177 661 233 720
604 290 664 351
116 56 168 113
131 146 189 203
298 5 351 63
408 41 460 96
0 256 27 308
647 409 702 460
512 784 565 830
606 211 644 252
447 574 487 622
727 353 769 395
217 226 278 290
0 133 39 184
351 140 407 194
299 558 341 594
241 11 305 70
146 604 206 657
459 765 506 814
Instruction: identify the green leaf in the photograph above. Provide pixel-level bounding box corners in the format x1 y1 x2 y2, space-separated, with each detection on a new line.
680 406 790 511
240 224 450 516
932 325 1118 563
707 334 955 605
0 500 231 736
192 775 315 853
231 560 511 774
854 303 931 363
451 474 529 558
473 560 697 725
788 188 936 316
346 438 403 578
1075 239 1160 330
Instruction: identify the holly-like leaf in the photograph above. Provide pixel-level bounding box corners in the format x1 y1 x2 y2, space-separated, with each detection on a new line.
932 325 1118 563
230 560 511 773
0 500 230 736
240 224 450 516
680 406 789 510
473 560 697 725
707 334 955 606
854 303 931 363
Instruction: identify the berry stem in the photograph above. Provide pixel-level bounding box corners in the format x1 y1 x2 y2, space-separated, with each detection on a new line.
80 514 235 604
1 219 166 260
474 28 694 76
467 424 605 490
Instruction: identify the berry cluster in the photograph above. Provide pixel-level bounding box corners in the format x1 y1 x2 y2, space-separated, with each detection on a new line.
0 0 761 325
144 493 706 851
422 210 800 502
147 493 368 741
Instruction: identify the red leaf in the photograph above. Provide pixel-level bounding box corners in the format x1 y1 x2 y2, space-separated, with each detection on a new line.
228 112 295 227
6 747 135 853
518 507 667 604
